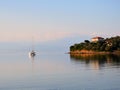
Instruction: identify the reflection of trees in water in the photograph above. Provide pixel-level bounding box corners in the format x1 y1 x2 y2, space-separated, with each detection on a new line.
70 54 120 69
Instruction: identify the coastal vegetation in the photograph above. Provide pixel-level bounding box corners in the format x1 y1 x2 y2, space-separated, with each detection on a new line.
70 36 120 54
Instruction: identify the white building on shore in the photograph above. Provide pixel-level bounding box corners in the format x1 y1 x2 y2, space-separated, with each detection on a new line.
91 37 104 42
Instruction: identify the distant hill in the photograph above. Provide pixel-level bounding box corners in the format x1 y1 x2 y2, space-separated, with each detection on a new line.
70 36 120 54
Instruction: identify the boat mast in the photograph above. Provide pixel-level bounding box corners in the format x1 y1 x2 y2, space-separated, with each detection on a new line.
32 36 34 51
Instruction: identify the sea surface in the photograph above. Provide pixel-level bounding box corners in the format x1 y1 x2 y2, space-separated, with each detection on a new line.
0 49 120 90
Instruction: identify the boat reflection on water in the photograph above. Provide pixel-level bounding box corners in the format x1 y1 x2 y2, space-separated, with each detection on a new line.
70 54 120 70
29 53 35 72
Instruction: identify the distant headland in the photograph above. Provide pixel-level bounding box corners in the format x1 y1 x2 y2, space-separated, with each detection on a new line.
69 36 120 55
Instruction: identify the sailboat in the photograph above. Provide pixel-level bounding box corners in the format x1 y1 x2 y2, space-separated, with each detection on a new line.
29 50 36 57
29 37 36 57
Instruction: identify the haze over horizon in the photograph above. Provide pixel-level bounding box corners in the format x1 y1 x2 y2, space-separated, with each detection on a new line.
0 0 120 43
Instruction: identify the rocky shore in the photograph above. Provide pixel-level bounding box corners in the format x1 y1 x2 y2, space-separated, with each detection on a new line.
69 50 120 55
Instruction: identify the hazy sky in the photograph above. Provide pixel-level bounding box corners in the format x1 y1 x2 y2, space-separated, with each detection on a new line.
0 0 120 42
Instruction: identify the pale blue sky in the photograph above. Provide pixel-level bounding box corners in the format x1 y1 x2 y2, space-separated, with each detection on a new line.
0 0 120 42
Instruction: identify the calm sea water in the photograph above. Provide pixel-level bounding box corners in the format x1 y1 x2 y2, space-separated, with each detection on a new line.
0 50 120 90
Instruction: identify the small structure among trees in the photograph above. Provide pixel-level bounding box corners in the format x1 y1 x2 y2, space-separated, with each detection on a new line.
91 37 104 42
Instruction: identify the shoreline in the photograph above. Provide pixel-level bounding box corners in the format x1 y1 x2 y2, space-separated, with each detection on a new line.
69 50 120 55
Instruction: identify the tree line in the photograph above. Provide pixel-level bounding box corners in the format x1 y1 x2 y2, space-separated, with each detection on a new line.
70 36 120 52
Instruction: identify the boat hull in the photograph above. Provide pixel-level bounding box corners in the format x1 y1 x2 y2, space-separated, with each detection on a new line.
29 51 36 57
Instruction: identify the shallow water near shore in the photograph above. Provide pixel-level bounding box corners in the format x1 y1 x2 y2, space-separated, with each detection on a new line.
0 50 120 90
